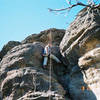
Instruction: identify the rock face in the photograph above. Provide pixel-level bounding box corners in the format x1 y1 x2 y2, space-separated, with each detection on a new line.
0 29 67 100
78 47 100 100
60 7 100 66
78 47 100 68
0 42 66 79
0 41 21 61
1 6 100 100
0 42 44 79
1 67 65 100
22 28 65 46
59 7 100 100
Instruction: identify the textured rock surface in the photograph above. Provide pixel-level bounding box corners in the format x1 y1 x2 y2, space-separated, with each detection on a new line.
60 8 100 66
0 41 21 61
65 65 97 100
0 42 66 80
78 47 100 68
59 7 100 100
0 42 44 79
1 6 100 100
22 28 65 46
78 47 100 100
0 34 67 99
1 67 65 100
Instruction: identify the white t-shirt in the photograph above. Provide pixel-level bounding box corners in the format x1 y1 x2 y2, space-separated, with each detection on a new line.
44 45 51 55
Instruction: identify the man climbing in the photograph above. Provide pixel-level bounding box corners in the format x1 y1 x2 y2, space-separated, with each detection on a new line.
43 43 61 68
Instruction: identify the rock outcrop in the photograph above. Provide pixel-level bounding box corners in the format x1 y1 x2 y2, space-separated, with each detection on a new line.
0 41 21 61
78 47 100 68
1 67 65 100
60 7 100 66
0 29 67 100
0 42 66 79
22 28 65 46
59 6 100 100
1 6 100 100
0 42 44 79
78 47 100 100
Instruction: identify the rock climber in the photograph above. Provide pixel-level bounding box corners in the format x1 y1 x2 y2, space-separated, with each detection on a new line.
43 43 61 68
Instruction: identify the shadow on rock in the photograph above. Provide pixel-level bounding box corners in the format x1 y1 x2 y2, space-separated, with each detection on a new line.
1 67 65 100
61 65 97 100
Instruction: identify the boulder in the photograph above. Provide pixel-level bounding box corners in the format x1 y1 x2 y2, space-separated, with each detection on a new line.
1 67 65 100
22 28 65 46
60 7 100 66
78 47 100 100
0 41 21 60
0 42 67 79
59 7 100 100
78 47 100 68
65 65 97 100
0 42 68 99
0 42 44 79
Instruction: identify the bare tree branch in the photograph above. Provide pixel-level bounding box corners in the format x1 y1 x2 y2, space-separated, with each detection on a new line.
48 2 91 12
48 2 100 12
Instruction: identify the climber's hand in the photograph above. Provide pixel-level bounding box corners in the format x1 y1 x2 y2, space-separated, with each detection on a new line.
43 54 48 57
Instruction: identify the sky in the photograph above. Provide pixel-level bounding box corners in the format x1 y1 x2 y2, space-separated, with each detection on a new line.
0 0 99 50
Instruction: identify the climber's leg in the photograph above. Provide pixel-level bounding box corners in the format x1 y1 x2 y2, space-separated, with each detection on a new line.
50 54 61 63
43 56 48 68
